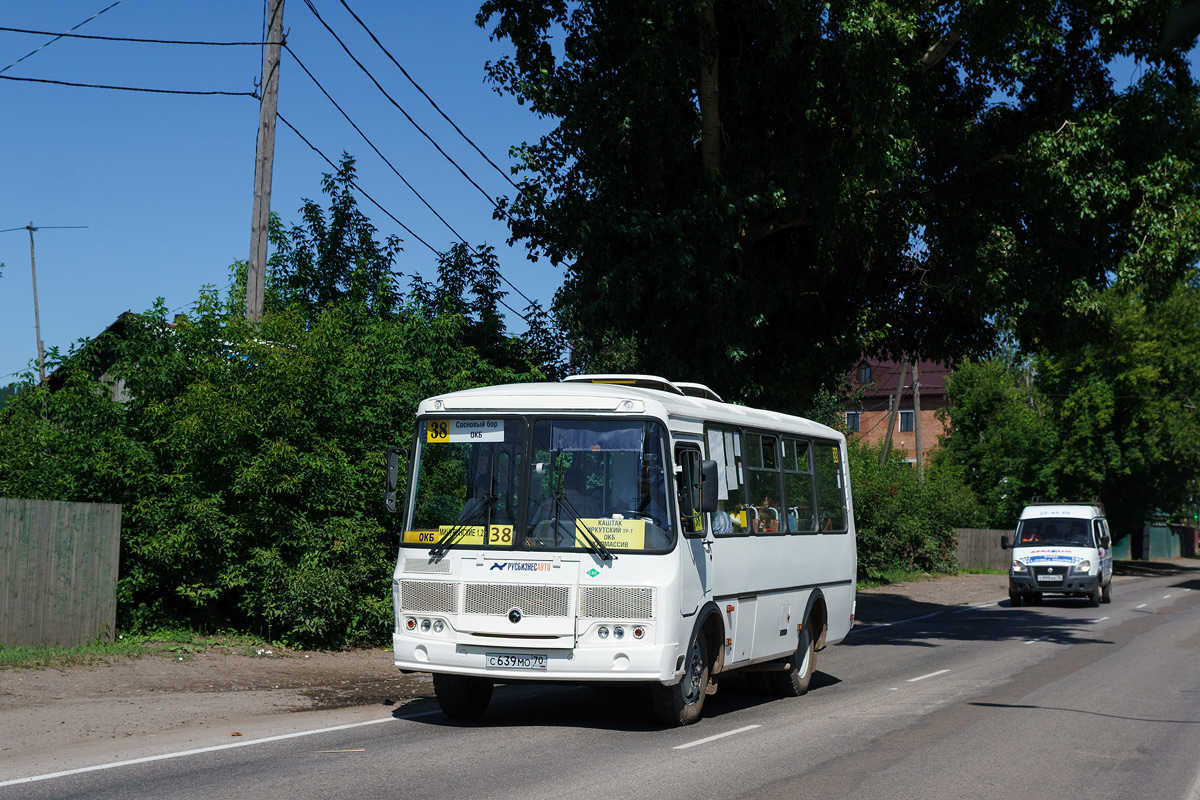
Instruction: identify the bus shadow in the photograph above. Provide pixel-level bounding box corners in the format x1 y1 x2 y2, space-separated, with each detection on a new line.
401 671 842 731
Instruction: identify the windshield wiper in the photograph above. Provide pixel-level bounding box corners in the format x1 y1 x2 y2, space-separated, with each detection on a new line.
553 490 615 561
430 498 495 558
429 521 474 558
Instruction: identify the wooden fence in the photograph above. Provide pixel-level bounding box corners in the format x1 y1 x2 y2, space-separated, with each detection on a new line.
955 527 1014 572
0 498 121 647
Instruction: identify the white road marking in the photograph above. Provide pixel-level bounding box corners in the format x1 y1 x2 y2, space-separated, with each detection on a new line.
673 725 761 750
1137 603 1148 609
907 669 950 683
1025 636 1050 644
1091 616 1110 623
857 610 944 629
1164 594 1173 599
953 601 1003 613
0 710 441 787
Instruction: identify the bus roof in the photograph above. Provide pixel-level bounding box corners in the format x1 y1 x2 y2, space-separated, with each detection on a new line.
418 375 845 441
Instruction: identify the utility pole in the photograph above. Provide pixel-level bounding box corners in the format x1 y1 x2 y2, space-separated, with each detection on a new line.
913 359 923 476
1 222 86 385
27 222 45 384
879 359 908 466
247 0 284 322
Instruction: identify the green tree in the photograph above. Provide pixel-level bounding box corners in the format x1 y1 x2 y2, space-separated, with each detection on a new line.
938 272 1200 540
1036 274 1200 539
477 0 1200 411
933 356 1058 527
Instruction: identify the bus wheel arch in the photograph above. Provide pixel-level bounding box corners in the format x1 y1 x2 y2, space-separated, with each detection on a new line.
804 590 829 651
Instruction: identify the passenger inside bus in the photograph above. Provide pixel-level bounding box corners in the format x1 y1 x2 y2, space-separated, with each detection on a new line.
752 495 779 533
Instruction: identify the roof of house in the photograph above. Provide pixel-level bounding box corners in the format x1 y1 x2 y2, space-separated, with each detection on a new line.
848 357 951 399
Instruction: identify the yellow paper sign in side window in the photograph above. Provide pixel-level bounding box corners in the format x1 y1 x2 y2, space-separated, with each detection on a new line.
574 519 646 550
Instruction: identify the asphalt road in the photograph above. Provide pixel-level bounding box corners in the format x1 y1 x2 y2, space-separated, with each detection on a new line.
6 568 1200 800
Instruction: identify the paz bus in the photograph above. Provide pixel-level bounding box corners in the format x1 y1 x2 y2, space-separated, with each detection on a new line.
385 374 857 726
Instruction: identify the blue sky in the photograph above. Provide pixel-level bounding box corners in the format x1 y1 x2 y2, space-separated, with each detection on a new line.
0 1 558 382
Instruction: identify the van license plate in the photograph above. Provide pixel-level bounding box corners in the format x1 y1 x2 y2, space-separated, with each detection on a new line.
1039 574 1063 581
486 653 547 670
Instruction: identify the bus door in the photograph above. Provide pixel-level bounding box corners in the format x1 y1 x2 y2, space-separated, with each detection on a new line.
675 445 710 616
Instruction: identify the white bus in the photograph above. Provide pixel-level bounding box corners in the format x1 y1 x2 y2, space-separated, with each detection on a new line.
386 375 857 726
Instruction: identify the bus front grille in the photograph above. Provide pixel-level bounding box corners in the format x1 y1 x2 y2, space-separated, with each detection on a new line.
398 580 458 614
464 584 571 617
580 586 655 619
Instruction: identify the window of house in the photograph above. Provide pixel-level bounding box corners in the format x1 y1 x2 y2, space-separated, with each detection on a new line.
899 410 914 432
845 411 860 432
859 364 871 382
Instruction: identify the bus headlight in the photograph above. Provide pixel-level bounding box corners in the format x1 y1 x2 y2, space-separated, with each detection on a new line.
420 619 432 632
432 620 445 633
1073 560 1091 573
598 626 610 639
613 626 625 640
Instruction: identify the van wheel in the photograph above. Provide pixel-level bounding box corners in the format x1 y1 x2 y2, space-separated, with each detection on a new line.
651 633 709 726
1087 585 1101 607
770 621 817 697
433 674 493 719
1009 591 1022 607
1101 580 1112 604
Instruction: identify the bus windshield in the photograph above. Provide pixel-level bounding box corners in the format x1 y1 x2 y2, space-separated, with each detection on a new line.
524 419 674 553
404 416 674 553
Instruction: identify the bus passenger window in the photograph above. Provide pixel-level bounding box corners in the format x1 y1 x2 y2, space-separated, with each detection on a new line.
706 427 747 534
814 442 846 531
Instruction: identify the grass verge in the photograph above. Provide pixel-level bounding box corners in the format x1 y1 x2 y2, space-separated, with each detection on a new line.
0 630 278 670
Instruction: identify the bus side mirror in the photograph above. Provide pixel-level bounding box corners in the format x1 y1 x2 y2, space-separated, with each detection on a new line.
1000 535 1011 550
385 446 407 514
700 459 720 513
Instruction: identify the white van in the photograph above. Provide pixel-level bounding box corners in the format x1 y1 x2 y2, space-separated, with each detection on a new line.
1001 502 1113 607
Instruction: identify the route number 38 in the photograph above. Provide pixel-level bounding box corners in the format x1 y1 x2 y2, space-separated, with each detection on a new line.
426 421 449 442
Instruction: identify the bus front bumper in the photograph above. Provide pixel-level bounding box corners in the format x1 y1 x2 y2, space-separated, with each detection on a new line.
393 633 680 684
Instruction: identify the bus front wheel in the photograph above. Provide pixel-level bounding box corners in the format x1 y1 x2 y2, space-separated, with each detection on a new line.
651 634 709 726
433 673 493 720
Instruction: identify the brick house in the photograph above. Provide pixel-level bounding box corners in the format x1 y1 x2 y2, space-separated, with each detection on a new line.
843 357 951 464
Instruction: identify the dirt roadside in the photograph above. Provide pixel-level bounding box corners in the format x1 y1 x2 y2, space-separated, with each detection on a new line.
4 563 1187 779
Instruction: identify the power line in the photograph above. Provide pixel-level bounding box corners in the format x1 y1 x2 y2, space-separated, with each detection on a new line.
284 45 471 247
334 0 521 192
276 111 439 256
283 44 537 309
1 0 127 74
0 74 255 97
299 0 499 209
274 114 539 326
0 27 267 46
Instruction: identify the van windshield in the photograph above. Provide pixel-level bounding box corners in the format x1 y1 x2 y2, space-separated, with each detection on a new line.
1014 518 1091 547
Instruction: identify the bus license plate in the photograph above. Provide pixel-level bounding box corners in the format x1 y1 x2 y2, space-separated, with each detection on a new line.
486 653 547 670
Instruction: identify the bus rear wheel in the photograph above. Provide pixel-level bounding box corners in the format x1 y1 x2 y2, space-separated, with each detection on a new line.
432 674 493 720
651 634 709 726
770 621 817 697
